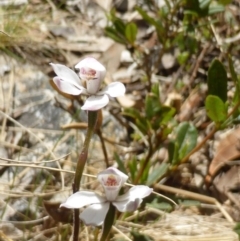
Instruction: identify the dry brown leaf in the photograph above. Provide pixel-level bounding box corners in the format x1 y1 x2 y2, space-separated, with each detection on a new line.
0 231 13 241
43 201 72 223
117 95 135 108
208 127 240 179
178 88 202 122
213 166 240 194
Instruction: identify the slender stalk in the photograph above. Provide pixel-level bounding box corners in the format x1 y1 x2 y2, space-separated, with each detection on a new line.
133 135 153 184
72 111 98 241
97 129 109 167
100 203 116 241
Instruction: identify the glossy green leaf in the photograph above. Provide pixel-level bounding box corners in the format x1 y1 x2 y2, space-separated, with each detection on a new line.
145 94 161 119
175 122 198 160
146 163 169 186
113 19 126 35
125 22 138 45
207 59 227 102
105 27 126 44
205 95 227 123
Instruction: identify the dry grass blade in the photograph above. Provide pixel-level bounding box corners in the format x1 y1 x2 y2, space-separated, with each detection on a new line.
154 184 233 223
0 109 65 189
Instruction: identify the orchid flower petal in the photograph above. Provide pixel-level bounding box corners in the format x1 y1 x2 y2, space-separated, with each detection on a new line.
80 202 110 226
75 57 106 94
53 77 83 95
113 198 142 212
113 186 152 212
60 191 105 209
98 82 126 97
81 94 109 111
116 186 153 202
50 63 82 87
97 167 129 201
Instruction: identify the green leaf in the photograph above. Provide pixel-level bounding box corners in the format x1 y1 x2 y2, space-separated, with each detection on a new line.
175 122 198 160
128 157 138 181
125 22 138 45
146 163 169 186
145 94 161 119
105 27 126 44
151 83 160 97
147 201 173 212
135 6 164 41
160 106 175 125
168 140 177 164
219 0 231 5
205 95 227 123
114 152 127 174
124 107 141 120
234 223 240 238
208 5 225 15
199 0 210 9
100 203 116 241
124 108 150 134
113 18 126 35
179 199 201 207
207 59 228 102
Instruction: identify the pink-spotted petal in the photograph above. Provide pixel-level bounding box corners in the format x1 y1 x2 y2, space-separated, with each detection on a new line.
53 77 83 95
97 167 129 201
50 63 82 87
60 191 105 209
80 202 110 226
75 57 106 94
98 82 126 97
81 94 109 111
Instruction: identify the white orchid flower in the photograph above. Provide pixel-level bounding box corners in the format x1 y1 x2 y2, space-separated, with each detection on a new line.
60 167 152 226
50 57 126 111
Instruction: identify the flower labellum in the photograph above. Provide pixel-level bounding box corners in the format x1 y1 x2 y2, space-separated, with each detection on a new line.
60 167 152 226
50 57 126 111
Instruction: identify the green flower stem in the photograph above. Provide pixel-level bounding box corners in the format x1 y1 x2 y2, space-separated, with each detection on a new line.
72 110 98 241
100 203 116 241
